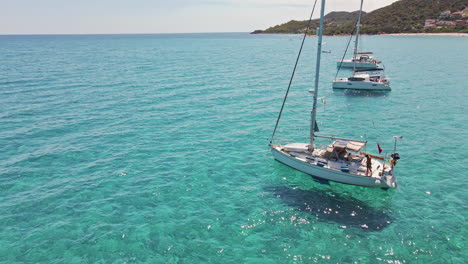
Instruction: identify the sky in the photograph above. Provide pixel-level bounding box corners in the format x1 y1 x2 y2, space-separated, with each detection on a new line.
0 0 400 34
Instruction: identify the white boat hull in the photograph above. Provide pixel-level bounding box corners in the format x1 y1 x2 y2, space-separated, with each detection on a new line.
332 79 391 91
271 146 396 188
337 60 379 69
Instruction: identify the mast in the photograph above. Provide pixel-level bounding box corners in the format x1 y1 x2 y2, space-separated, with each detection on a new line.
353 0 364 73
310 0 326 148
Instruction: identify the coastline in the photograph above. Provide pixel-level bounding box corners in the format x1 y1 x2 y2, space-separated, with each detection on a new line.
379 33 468 37
252 32 468 37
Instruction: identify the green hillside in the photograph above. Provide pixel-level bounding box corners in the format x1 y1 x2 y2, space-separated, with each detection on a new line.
360 0 468 33
252 0 468 35
251 11 364 35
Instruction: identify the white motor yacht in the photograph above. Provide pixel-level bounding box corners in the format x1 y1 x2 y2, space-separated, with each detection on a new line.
332 68 390 91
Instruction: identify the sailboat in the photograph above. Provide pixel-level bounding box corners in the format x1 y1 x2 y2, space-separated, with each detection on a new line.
332 0 390 91
337 0 381 70
269 0 400 189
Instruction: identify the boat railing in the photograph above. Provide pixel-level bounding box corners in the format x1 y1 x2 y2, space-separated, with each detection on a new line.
314 135 367 144
360 152 385 161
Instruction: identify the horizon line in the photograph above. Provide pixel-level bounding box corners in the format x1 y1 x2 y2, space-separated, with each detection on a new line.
0 31 253 36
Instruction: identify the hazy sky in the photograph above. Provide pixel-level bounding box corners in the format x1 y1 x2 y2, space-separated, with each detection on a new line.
0 0 400 34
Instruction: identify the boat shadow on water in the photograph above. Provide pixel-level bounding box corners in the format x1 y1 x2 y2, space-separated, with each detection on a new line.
264 185 393 231
334 89 390 97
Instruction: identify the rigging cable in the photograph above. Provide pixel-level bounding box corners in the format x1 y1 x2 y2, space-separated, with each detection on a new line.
335 23 358 79
270 0 319 144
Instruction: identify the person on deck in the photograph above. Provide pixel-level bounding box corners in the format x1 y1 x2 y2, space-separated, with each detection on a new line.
366 155 372 176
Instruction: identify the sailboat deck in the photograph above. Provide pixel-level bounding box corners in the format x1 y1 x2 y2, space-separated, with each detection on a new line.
286 149 384 178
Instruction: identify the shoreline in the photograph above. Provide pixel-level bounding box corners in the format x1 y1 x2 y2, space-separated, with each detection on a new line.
379 33 468 37
252 32 468 37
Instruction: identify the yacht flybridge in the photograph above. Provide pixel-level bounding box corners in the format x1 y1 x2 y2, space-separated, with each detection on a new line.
268 0 400 189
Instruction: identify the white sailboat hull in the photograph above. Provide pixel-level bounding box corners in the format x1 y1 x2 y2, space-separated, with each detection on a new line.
332 79 391 91
271 146 396 188
337 60 379 69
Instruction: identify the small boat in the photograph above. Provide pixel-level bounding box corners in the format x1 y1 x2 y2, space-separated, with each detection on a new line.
332 68 390 91
322 50 332 53
337 0 381 70
269 0 400 189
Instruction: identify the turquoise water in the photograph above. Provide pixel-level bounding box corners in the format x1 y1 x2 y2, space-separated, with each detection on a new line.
0 33 466 263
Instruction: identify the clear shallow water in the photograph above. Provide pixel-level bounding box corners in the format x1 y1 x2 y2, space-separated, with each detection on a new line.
0 33 467 263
